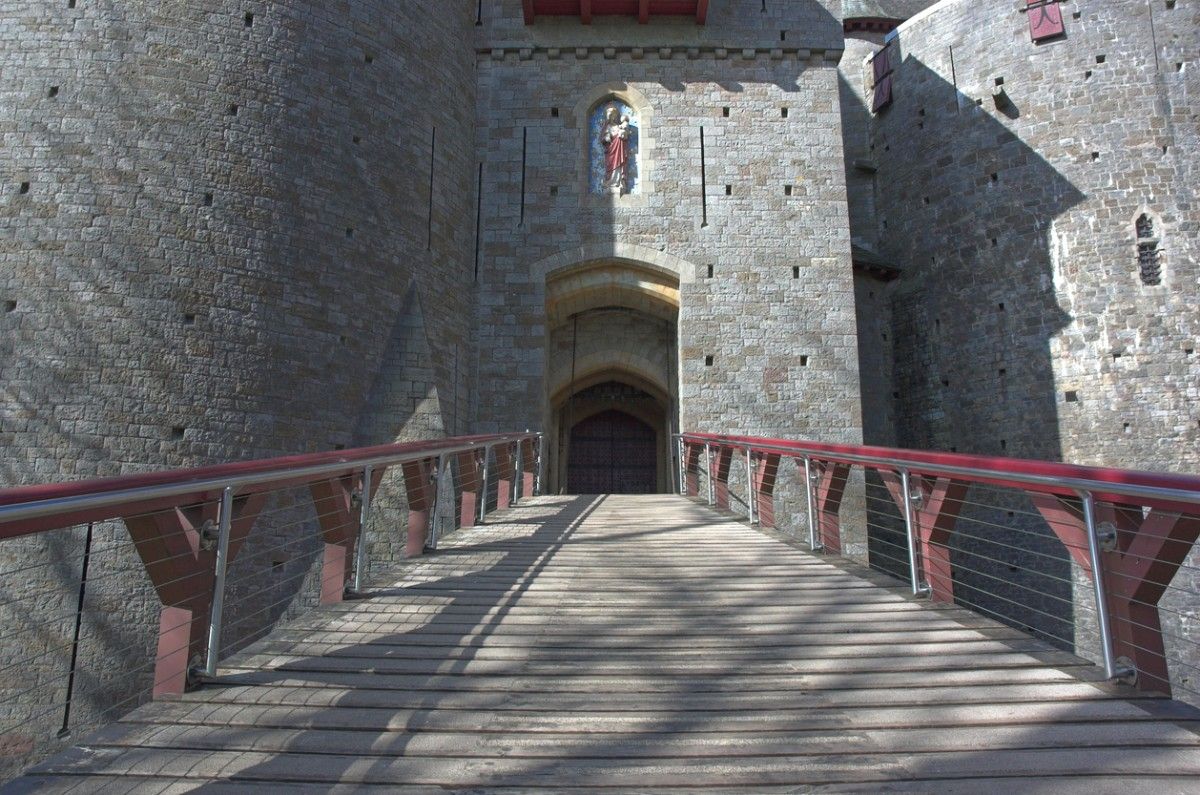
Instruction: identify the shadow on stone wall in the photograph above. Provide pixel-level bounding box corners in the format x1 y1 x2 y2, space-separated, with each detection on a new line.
848 54 1088 651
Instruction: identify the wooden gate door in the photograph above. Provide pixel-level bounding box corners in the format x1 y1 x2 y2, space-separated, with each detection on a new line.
567 410 657 494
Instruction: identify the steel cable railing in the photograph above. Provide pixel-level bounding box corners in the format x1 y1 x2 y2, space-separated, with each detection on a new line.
0 431 542 781
679 431 1200 708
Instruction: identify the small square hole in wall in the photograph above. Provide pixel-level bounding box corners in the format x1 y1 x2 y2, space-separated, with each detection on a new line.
227 104 239 116
998 302 1005 311
792 266 800 279
784 185 793 196
4 300 16 313
1091 151 1100 161
799 355 809 367
333 443 346 450
1112 351 1122 360
549 185 558 196
704 355 714 367
203 192 214 207
1073 10 1081 18
48 86 59 98
780 30 787 41
352 135 361 144
923 196 930 205
998 368 1007 376
1064 390 1079 403
68 0 76 7
183 313 196 325
244 11 254 27
1085 70 1093 79
1186 347 1195 355
1166 0 1176 8
551 107 559 118
892 391 901 399
990 172 998 182
171 426 186 440
722 107 730 117
339 335 347 344
991 237 998 247
364 53 374 64
705 264 714 278
18 182 30 194
1176 62 1184 72
345 227 354 238
1000 439 1007 450
1124 422 1132 434
941 379 950 387
781 107 789 118
1096 54 1106 64
725 185 732 195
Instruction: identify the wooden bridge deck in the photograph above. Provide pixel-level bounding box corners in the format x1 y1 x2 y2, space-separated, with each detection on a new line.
10 494 1200 793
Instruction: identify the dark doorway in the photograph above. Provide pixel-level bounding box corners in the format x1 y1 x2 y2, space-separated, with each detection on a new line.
567 409 657 494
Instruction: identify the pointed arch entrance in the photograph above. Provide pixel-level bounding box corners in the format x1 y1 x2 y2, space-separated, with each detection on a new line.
542 256 682 494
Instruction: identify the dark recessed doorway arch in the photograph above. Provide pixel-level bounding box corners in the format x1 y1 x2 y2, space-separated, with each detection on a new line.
567 407 658 494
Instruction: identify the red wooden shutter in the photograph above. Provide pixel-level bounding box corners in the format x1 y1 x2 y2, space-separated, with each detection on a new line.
872 75 894 112
1027 0 1066 42
872 45 892 84
871 44 895 112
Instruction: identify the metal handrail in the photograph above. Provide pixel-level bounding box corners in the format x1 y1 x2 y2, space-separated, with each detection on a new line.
0 432 539 537
679 430 1200 690
679 432 1200 509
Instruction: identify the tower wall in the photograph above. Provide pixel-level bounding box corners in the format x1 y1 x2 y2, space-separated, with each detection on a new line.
0 0 478 771
844 0 1199 699
474 0 861 445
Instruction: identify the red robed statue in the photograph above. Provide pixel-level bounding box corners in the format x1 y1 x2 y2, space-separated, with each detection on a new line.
601 104 632 193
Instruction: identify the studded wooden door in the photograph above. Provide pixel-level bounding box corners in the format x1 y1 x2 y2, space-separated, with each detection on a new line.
567 410 657 494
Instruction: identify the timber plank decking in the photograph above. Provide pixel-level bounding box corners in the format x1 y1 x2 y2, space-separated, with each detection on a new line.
9 494 1200 793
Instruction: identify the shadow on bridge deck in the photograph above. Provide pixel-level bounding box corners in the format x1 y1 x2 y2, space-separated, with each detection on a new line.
8 494 1200 792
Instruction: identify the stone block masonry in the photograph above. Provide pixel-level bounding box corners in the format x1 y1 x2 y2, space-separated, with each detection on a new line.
474 1 863 451
841 0 1199 703
0 0 480 774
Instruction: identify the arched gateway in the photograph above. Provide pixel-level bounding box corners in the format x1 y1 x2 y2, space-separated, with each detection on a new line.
539 251 685 495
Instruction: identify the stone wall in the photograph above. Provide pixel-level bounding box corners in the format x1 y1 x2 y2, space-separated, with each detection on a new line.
474 0 862 449
0 0 479 773
846 0 1199 700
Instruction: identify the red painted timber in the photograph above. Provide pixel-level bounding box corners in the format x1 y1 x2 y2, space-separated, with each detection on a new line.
752 453 781 529
709 446 733 510
879 472 969 603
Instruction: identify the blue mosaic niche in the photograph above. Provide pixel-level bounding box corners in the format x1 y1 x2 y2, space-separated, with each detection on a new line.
589 100 640 195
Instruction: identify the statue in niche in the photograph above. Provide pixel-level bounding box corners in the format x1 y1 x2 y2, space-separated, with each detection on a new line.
590 100 639 195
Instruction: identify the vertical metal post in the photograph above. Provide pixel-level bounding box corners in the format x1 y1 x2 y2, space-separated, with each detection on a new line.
534 433 544 496
746 447 756 525
677 437 686 496
428 453 449 550
58 522 94 737
803 457 820 551
899 469 927 596
204 486 235 678
478 446 491 525
352 465 373 592
706 444 715 506
510 441 519 505
511 441 521 506
1081 490 1130 680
